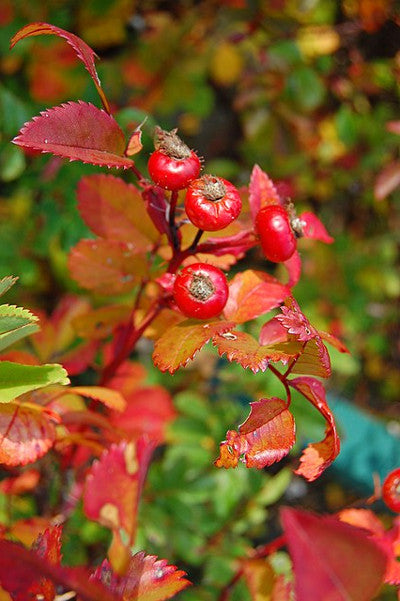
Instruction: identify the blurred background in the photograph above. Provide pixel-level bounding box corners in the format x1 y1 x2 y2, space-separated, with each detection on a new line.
0 1 399 597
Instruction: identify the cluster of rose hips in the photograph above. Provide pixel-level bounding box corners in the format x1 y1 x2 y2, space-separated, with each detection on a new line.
147 128 298 320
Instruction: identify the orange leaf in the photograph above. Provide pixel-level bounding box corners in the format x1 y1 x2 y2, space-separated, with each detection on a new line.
224 270 290 324
77 175 159 249
215 398 295 469
68 239 148 295
212 330 300 373
0 403 56 466
92 552 190 601
289 377 339 481
70 386 126 412
281 507 387 601
152 319 235 374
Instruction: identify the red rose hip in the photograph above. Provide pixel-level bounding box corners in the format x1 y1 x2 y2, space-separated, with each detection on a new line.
184 175 242 231
148 128 201 191
255 205 297 263
382 468 400 513
173 263 229 319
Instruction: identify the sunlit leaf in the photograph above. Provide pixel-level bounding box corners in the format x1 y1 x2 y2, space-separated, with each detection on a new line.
215 398 295 469
70 386 126 412
290 338 331 378
68 239 148 295
152 319 235 374
0 362 69 403
289 377 339 480
0 304 39 352
13 102 133 169
0 277 18 298
92 552 190 601
224 270 290 324
212 330 300 373
10 22 110 112
0 402 56 466
281 508 387 601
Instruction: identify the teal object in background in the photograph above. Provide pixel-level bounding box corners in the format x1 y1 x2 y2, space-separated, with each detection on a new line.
326 395 400 495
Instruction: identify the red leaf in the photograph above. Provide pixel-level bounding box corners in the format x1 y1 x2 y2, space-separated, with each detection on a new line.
215 398 295 469
29 526 63 601
374 161 400 201
284 250 302 288
110 385 176 444
152 319 235 374
249 165 280 222
289 377 339 480
197 229 257 259
84 439 154 549
212 330 300 373
259 317 288 346
92 552 190 601
281 507 387 601
77 175 159 249
0 539 117 601
386 120 400 135
142 186 170 236
224 270 290 324
10 22 110 113
339 509 400 586
68 239 148 295
13 102 133 169
298 211 334 243
276 297 317 342
319 330 350 354
0 403 56 467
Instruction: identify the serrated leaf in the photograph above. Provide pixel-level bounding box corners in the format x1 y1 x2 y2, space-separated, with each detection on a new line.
212 330 300 373
249 165 280 223
284 250 302 288
68 239 148 295
84 439 154 572
152 320 235 374
0 276 18 298
0 402 56 466
0 362 69 403
215 398 295 469
298 211 334 243
92 552 190 601
289 377 339 481
0 304 40 352
13 102 133 169
281 508 387 601
223 270 290 324
0 539 117 601
290 337 331 378
11 22 110 113
77 174 159 249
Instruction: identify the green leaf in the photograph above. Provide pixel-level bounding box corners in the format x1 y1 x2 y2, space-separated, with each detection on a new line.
0 362 69 403
286 66 325 111
0 277 18 298
0 304 40 352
